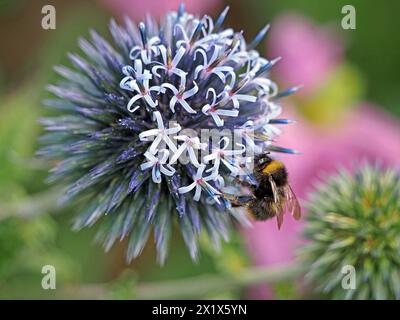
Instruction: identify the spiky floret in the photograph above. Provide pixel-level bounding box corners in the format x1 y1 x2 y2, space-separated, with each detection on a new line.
300 164 400 299
39 5 297 263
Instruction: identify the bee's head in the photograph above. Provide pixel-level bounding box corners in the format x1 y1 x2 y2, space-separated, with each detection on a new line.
254 153 272 170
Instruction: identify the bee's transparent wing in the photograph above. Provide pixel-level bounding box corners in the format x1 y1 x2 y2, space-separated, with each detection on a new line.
268 176 285 229
285 185 301 220
268 175 279 203
276 211 284 230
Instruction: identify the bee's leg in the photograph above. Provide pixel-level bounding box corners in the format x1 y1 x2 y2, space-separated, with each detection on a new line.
233 177 255 189
222 193 254 207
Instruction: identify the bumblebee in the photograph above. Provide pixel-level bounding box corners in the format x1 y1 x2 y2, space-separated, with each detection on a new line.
223 153 301 229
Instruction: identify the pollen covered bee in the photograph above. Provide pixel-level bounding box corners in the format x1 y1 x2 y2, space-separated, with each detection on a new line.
223 153 301 229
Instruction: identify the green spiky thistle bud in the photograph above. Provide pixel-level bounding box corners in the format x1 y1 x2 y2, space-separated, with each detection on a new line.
300 164 400 299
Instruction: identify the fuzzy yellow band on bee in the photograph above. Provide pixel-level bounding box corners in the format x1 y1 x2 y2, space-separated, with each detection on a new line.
262 160 284 174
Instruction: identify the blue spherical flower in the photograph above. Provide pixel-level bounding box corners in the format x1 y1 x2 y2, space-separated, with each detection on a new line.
39 5 298 263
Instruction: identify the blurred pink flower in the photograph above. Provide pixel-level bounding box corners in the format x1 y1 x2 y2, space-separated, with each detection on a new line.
269 14 343 95
245 104 400 299
99 0 220 20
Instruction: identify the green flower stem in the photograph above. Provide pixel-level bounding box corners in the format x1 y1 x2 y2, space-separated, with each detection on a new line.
62 264 304 299
0 188 62 221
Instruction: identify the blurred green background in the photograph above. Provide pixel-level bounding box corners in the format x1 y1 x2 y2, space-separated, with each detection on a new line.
0 0 399 299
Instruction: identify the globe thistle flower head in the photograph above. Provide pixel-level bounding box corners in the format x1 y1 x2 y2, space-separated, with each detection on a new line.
301 164 400 299
39 4 298 264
